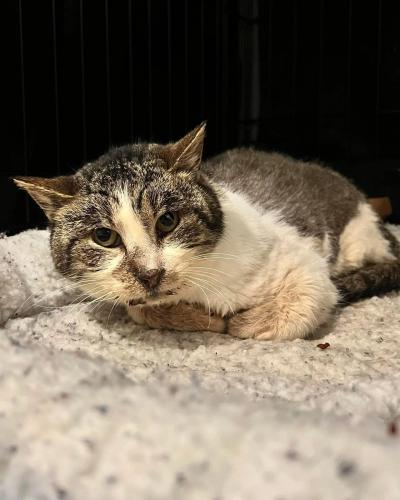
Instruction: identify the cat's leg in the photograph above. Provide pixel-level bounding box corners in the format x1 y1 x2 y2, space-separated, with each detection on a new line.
128 301 226 333
332 205 400 303
333 260 400 304
228 264 338 340
334 202 399 274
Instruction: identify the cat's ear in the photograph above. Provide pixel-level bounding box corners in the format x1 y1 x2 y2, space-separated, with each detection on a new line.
166 122 206 173
13 175 76 220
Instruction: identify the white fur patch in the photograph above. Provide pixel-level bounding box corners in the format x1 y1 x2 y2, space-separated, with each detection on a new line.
335 202 395 274
113 188 151 252
162 244 196 272
180 188 338 339
111 188 163 271
79 253 123 302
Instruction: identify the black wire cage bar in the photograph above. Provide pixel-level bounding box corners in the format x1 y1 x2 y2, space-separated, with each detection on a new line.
3 0 400 234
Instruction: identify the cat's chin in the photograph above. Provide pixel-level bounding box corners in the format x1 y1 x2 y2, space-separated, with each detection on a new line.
127 290 178 307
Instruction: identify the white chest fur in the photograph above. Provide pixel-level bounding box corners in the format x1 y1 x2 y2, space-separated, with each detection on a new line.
182 189 333 317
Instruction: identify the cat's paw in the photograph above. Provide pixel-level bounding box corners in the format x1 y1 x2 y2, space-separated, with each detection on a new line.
228 265 338 341
127 302 227 333
127 305 169 329
127 306 147 326
228 321 301 341
227 304 327 341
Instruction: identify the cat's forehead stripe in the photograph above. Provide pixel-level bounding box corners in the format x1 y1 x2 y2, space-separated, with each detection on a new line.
112 188 151 251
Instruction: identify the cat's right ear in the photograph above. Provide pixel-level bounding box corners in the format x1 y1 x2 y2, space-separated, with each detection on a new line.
13 175 76 220
161 122 206 174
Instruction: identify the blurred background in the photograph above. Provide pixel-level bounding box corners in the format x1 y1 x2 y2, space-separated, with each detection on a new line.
3 0 400 234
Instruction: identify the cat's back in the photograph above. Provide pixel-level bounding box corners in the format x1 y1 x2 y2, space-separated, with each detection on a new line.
203 148 364 243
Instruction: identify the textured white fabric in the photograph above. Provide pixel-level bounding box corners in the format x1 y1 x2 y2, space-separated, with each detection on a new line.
1 229 400 500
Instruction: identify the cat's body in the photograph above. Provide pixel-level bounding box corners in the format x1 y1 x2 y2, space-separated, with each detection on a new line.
204 148 399 277
14 124 400 340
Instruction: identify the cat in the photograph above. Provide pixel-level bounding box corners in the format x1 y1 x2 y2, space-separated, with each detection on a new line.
14 123 400 340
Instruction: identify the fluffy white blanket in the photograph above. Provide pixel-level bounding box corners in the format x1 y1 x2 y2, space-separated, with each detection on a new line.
1 228 400 500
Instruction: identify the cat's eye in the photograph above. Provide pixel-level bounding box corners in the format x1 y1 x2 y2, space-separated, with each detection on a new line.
156 212 179 235
92 228 122 248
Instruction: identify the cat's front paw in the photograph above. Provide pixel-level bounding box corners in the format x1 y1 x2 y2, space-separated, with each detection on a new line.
227 266 338 341
227 319 297 341
228 323 311 341
127 306 147 326
127 302 227 333
227 303 331 341
230 328 277 340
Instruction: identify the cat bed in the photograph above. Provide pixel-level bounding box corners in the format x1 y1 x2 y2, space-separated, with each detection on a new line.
1 228 400 499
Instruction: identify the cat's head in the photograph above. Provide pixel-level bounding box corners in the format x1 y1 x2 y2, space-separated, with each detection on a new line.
14 123 224 306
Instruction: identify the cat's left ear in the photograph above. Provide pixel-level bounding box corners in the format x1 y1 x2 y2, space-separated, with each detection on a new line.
13 175 76 220
166 122 206 173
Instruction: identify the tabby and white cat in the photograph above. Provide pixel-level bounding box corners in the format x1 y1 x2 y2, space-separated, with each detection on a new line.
14 123 400 340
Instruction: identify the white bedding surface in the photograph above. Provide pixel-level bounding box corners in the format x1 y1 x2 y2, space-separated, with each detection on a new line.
1 228 400 500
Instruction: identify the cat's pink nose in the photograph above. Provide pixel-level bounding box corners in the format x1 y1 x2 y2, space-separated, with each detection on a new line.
136 268 165 291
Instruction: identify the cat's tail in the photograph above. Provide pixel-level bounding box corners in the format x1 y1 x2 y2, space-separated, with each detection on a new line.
333 259 400 304
333 225 400 304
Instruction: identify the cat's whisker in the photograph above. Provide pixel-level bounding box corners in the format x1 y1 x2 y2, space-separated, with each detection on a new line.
69 278 111 290
65 268 106 279
185 267 251 302
11 279 93 317
12 293 50 317
186 270 231 293
86 291 116 311
190 255 239 262
106 297 121 328
182 273 235 316
32 293 92 315
25 279 107 311
184 277 212 329
190 252 239 259
174 256 238 278
194 252 239 257
182 273 221 297
190 275 235 315
88 295 118 316
188 266 233 279
65 284 113 313
73 286 111 300
75 290 117 316
68 293 99 314
12 279 75 312
81 288 116 306
90 293 119 313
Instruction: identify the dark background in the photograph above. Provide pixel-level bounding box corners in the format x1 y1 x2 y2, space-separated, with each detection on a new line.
3 0 400 234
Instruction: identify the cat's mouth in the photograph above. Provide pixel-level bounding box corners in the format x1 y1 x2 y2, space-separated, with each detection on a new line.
128 289 177 307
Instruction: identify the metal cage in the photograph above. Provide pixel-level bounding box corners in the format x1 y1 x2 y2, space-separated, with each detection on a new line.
3 0 400 233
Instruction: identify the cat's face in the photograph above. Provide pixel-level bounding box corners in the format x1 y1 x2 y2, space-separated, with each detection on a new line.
14 124 224 306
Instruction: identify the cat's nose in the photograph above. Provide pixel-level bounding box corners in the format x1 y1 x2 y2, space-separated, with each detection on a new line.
136 268 165 291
